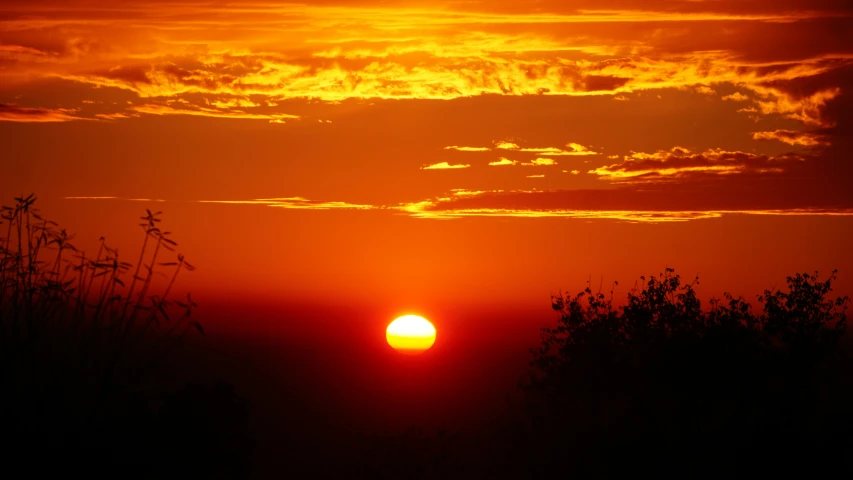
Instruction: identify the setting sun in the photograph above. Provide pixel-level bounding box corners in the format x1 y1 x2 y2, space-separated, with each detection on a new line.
386 315 436 354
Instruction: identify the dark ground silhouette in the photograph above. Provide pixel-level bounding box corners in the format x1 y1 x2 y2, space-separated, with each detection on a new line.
3 196 852 478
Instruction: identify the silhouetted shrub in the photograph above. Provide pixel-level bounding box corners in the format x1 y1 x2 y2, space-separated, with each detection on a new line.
518 268 851 477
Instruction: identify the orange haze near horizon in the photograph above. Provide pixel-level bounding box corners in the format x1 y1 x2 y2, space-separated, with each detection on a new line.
2 0 853 345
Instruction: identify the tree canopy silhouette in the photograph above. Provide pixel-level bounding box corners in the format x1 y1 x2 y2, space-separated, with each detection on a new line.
518 268 851 477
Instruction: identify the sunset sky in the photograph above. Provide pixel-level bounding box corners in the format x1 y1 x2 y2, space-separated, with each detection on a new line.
2 0 853 347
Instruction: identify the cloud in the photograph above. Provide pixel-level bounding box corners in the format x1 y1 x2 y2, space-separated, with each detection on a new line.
567 143 597 155
0 45 50 56
96 65 152 86
464 140 600 157
526 174 546 178
398 185 853 221
2 1 850 129
518 143 598 156
449 189 488 197
492 156 572 167
489 158 519 166
444 146 491 152
421 162 471 170
14 2 853 227
722 92 750 102
589 147 804 183
754 87 841 127
64 196 119 200
248 198 377 210
63 181 853 223
129 104 300 122
65 196 165 202
94 112 133 120
38 49 849 115
0 104 82 122
752 129 829 146
521 158 557 166
495 141 521 150
67 196 375 210
196 197 378 210
448 141 598 157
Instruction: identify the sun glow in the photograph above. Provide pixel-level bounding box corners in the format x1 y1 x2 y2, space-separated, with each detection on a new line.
386 315 436 354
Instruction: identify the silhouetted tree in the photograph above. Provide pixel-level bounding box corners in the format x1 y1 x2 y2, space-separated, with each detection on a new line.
517 268 851 477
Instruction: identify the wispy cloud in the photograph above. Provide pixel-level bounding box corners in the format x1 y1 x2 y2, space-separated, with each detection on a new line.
452 140 599 160
589 147 804 183
722 92 750 102
521 158 557 166
94 112 134 120
421 162 471 170
752 129 829 146
130 104 301 123
501 141 598 156
396 188 853 222
199 198 377 210
64 196 119 200
754 87 841 127
64 196 165 202
0 104 82 122
489 158 519 166
444 146 491 152
64 186 853 223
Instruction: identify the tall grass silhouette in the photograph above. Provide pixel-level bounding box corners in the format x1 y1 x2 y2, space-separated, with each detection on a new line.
0 194 251 478
0 194 200 338
0 194 201 384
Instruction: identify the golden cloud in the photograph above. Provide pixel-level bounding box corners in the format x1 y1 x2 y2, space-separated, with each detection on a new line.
64 187 853 223
199 198 376 210
754 87 841 127
495 141 521 150
444 146 491 152
521 158 557 166
590 147 803 182
421 162 471 170
489 158 519 166
722 92 750 102
752 130 829 146
395 189 853 222
130 104 300 122
2 2 850 126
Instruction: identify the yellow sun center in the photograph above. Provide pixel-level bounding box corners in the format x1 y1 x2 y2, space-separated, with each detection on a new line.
386 315 436 354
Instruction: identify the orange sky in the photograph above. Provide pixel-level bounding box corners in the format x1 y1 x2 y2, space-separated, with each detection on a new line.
2 0 852 339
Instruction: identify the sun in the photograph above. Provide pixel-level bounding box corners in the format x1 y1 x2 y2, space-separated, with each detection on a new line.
386 315 436 354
